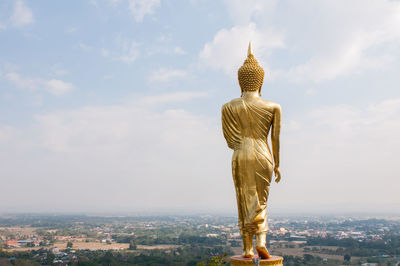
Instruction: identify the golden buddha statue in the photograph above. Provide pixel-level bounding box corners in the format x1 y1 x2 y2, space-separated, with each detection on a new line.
222 43 282 260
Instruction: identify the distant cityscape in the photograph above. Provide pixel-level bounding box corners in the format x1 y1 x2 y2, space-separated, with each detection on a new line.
0 214 399 265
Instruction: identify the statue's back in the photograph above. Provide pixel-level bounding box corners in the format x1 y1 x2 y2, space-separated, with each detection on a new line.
222 97 278 145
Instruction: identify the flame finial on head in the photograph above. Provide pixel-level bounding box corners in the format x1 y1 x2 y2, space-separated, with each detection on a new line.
248 41 253 56
238 41 264 95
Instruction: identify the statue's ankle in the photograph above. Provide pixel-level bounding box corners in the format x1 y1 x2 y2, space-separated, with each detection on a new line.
242 233 254 258
255 232 267 248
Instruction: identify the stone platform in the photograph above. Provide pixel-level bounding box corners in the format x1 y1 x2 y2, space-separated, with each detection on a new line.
230 255 283 266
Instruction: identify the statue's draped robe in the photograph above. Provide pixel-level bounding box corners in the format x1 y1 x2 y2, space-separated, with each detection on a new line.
222 98 274 234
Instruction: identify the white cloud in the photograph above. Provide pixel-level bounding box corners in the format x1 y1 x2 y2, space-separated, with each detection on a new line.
273 98 400 211
102 38 140 63
101 48 110 57
52 65 69 76
128 0 161 22
209 0 400 83
88 0 98 7
65 26 78 33
0 98 232 212
148 68 188 83
146 45 187 57
174 46 186 55
0 125 20 144
79 42 93 52
45 79 74 96
5 72 74 96
0 23 6 30
285 0 400 82
157 33 171 43
223 0 278 25
199 23 284 76
5 72 39 91
1 96 399 212
11 0 34 27
109 0 123 6
146 34 186 56
140 91 208 104
118 40 140 63
92 0 160 22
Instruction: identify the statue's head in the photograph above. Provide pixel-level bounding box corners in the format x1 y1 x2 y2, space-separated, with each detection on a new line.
238 42 264 96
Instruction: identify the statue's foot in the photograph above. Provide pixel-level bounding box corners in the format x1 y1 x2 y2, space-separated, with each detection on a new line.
256 246 271 259
242 249 254 258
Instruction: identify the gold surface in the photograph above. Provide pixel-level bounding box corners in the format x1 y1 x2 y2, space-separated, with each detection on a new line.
230 256 283 266
222 42 282 258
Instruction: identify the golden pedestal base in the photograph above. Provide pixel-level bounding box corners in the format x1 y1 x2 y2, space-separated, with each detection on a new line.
230 255 283 266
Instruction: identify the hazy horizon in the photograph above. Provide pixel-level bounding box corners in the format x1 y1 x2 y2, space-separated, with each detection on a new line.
1 206 399 217
1 0 400 213
1 209 400 218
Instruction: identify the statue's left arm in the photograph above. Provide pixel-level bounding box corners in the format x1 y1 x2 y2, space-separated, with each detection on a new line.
271 104 281 183
221 104 241 150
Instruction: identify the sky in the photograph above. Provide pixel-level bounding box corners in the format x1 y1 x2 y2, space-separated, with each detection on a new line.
0 0 399 215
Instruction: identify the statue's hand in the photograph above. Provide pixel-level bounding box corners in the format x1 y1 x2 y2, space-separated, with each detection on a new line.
274 167 281 183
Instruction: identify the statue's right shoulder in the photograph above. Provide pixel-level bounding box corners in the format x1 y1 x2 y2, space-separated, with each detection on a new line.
260 99 281 110
270 101 281 111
